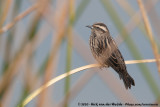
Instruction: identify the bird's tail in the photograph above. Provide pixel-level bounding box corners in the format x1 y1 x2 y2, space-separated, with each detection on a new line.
120 73 135 89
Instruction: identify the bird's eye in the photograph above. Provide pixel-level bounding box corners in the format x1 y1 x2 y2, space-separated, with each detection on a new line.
95 27 100 29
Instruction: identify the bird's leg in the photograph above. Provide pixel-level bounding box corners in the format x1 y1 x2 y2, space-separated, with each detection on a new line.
99 64 109 70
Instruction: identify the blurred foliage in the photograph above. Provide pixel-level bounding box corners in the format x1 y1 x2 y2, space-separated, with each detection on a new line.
0 0 159 107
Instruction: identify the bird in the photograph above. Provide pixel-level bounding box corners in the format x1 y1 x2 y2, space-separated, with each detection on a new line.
86 22 135 89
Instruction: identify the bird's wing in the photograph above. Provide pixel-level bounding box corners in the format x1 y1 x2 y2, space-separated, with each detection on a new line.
100 33 135 89
108 49 126 70
103 35 127 76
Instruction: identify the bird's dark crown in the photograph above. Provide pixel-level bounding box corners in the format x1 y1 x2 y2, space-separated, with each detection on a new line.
92 23 109 33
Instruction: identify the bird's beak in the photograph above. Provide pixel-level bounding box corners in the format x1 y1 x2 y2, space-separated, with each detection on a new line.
86 25 92 29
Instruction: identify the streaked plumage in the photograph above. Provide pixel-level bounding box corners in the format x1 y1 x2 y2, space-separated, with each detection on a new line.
87 23 135 89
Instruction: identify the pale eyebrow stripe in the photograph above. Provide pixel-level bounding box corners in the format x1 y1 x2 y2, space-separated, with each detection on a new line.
94 25 108 32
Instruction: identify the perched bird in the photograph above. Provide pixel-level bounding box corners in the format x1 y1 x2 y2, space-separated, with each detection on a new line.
86 22 135 89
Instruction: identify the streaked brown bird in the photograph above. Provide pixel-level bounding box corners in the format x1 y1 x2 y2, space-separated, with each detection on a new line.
86 22 135 89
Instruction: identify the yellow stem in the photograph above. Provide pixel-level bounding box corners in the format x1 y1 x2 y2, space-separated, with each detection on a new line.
21 58 159 106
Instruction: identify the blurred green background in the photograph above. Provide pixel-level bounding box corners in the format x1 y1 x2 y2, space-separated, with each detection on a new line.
0 0 160 107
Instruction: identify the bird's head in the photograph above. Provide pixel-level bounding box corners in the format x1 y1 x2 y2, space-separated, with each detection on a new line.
86 22 109 34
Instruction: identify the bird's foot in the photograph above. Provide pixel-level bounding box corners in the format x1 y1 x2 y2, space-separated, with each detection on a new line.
99 64 109 70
